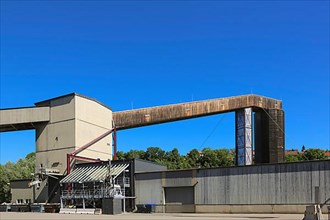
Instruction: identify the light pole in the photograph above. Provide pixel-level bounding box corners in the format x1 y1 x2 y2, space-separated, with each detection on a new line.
123 170 129 213
79 181 85 209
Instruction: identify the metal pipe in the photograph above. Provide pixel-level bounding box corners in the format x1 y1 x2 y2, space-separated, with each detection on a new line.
123 171 125 213
66 154 100 177
67 154 71 175
70 128 115 156
113 127 117 160
66 127 116 176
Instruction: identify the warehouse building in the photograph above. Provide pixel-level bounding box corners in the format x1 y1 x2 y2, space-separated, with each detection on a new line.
135 160 330 214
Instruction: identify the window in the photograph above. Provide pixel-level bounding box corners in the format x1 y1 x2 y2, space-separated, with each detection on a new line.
16 199 24 204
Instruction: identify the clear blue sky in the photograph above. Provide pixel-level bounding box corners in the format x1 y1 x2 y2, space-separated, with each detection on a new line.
1 1 329 164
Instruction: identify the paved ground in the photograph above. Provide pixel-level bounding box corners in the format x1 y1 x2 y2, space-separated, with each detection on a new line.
0 212 305 220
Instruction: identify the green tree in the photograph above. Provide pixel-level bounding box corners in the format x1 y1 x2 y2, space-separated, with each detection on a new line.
301 149 327 161
200 148 234 168
164 148 189 169
186 149 202 168
285 154 302 162
116 151 125 160
125 150 145 159
0 152 35 203
143 147 166 163
0 164 11 203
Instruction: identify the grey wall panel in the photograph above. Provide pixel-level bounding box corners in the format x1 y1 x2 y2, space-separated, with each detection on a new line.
135 172 163 205
135 160 330 206
318 161 330 205
165 170 193 187
134 159 167 173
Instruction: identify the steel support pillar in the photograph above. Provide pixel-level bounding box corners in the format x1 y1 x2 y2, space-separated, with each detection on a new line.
235 108 253 166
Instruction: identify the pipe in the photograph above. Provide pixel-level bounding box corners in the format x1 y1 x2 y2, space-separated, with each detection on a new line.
113 127 117 160
66 127 117 175
70 128 115 156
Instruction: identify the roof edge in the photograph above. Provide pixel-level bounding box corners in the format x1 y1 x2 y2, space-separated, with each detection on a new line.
34 92 112 111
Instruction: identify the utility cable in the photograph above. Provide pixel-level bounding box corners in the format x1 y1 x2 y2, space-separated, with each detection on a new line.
261 107 297 149
261 107 286 137
199 114 226 148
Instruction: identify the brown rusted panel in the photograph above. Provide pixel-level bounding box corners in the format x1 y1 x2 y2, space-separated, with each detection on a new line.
113 95 282 130
254 109 285 164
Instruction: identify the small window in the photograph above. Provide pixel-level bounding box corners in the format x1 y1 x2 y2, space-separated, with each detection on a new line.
16 199 24 204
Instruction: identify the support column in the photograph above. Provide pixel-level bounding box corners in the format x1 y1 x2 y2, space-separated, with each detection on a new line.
254 109 285 164
235 108 253 166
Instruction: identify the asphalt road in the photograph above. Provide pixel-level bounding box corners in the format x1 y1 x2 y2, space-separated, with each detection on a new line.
0 212 305 220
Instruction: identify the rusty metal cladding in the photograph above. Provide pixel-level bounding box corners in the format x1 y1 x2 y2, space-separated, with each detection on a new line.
269 109 285 163
254 109 285 164
113 94 282 130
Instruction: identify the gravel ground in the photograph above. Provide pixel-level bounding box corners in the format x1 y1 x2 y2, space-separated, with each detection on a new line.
0 212 306 220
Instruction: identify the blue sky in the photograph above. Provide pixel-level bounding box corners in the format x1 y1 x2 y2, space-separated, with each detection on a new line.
0 1 329 164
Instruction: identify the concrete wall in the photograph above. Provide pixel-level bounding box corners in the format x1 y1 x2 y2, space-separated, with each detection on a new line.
75 95 112 160
10 180 33 204
135 160 330 213
0 107 50 132
35 95 76 174
35 94 113 174
0 107 49 125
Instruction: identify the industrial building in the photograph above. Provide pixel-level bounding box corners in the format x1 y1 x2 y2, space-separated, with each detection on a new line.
1 93 329 214
135 160 329 213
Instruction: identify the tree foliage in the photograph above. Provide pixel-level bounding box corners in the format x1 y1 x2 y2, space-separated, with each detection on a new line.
285 154 302 162
285 148 328 162
0 153 35 203
117 147 235 169
300 149 327 161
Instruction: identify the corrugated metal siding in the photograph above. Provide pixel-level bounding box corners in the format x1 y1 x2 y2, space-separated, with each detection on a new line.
195 161 330 205
165 170 194 187
135 161 330 206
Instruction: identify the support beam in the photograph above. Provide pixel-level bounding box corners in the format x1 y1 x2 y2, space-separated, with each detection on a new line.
235 108 253 166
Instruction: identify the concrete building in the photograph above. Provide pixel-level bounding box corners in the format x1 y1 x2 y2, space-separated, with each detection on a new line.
10 179 33 205
34 94 113 174
1 93 113 175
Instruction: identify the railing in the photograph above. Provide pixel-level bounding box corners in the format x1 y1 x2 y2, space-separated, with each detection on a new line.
61 187 123 200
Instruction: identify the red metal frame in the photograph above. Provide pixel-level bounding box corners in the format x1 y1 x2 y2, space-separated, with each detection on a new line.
113 127 117 160
66 127 117 175
66 154 101 174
